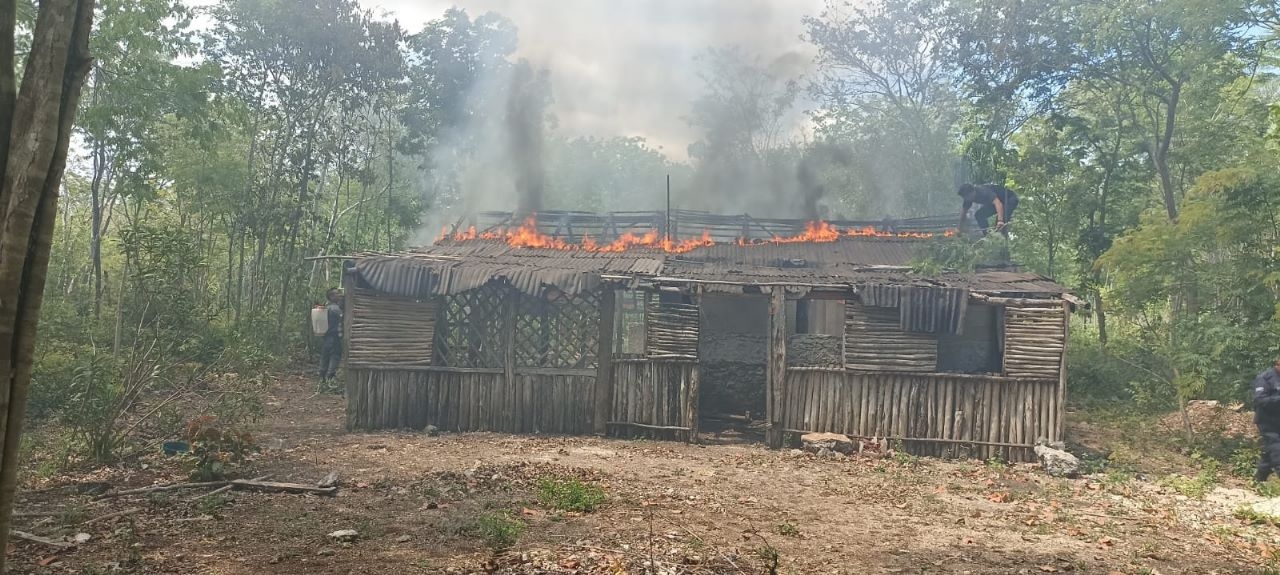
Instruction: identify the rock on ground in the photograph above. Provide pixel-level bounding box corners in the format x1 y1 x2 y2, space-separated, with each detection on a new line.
802 432 855 455
328 529 359 543
1034 444 1080 477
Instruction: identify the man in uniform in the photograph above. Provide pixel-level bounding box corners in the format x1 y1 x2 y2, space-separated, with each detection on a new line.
1254 358 1280 484
958 183 1019 237
320 287 344 385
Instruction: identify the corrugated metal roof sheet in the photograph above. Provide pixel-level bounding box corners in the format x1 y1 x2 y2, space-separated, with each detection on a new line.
351 238 1070 298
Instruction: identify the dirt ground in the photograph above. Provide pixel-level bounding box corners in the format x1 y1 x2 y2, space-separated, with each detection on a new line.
9 374 1280 574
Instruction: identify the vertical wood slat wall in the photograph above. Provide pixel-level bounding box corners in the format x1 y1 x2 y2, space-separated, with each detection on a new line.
346 369 597 435
781 370 1059 462
345 285 602 434
607 359 699 441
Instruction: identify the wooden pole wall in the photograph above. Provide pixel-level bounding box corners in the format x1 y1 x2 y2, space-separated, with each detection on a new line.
781 369 1057 461
766 288 787 448
593 289 616 434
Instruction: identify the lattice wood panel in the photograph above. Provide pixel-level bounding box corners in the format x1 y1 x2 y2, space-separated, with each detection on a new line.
646 295 699 359
1003 305 1065 380
348 290 436 367
845 303 937 372
513 289 600 368
436 284 507 368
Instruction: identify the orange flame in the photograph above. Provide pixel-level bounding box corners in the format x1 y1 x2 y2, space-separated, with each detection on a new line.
438 217 957 253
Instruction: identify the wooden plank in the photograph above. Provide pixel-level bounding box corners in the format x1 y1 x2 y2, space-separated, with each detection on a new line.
594 289 616 434
766 288 787 448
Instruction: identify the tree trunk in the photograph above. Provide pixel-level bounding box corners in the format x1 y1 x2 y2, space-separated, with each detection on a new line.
0 0 96 570
1153 83 1181 223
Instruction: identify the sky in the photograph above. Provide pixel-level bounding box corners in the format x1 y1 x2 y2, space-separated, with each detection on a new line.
357 0 828 159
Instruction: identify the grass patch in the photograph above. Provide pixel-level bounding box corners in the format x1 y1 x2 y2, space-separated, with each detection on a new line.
1234 505 1277 526
775 522 800 537
537 477 606 513
471 511 525 552
1161 461 1219 499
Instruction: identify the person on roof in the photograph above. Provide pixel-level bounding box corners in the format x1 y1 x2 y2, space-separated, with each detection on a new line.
958 183 1019 237
1254 358 1280 484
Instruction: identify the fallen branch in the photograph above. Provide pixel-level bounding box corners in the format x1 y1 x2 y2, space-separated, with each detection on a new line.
80 508 141 526
100 478 334 500
97 481 228 499
11 530 72 548
1070 510 1146 522
229 479 336 495
189 474 272 502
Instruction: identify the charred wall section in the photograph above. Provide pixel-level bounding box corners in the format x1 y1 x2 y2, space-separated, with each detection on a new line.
698 294 768 418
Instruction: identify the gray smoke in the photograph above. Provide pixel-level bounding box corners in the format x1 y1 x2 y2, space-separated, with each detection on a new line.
797 141 852 220
505 60 550 219
395 1 828 242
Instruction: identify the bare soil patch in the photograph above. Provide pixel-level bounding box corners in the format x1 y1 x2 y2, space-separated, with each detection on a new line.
8 374 1280 574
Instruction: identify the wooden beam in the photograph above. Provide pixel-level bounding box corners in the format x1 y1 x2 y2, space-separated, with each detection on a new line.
607 422 690 432
594 289 616 435
1056 301 1069 442
342 272 356 430
766 287 787 448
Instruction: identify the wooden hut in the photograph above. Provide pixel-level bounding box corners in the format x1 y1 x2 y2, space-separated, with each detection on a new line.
341 212 1074 461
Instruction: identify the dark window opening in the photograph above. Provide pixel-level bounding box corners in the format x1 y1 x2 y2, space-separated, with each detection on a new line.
936 304 1003 374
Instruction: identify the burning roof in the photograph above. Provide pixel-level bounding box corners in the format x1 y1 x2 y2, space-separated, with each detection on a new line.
350 211 1068 300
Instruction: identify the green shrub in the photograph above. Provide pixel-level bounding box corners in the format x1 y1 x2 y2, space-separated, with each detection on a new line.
471 512 524 552
536 477 606 513
1228 444 1261 479
1161 461 1219 498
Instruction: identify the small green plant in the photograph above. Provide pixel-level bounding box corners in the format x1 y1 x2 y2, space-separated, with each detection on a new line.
536 477 606 513
1238 505 1278 525
775 522 800 537
184 415 257 481
56 504 87 525
1161 461 1219 499
754 545 780 575
196 494 231 515
985 457 1008 471
892 450 920 468
471 512 524 552
1230 445 1262 478
1259 480 1280 498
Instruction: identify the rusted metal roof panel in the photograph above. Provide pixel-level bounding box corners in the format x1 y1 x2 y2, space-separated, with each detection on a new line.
351 238 1070 298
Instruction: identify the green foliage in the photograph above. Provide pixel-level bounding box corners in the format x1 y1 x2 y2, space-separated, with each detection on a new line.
1230 445 1262 479
536 477 606 513
470 511 524 552
910 236 1009 275
1160 461 1219 499
775 522 800 537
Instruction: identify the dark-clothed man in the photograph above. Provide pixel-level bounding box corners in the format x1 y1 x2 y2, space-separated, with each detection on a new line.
320 287 344 383
958 183 1019 237
1255 358 1280 483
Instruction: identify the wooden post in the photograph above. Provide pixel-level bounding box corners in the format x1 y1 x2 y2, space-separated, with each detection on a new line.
594 288 616 435
1056 301 1069 442
342 268 357 430
766 287 787 448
